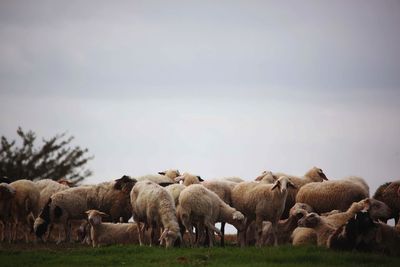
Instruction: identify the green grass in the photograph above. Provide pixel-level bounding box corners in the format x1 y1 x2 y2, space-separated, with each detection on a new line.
0 244 398 267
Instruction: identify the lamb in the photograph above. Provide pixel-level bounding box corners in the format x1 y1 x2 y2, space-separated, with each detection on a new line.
0 183 16 242
231 176 296 246
324 198 392 228
297 212 335 247
8 179 40 242
136 169 181 185
373 181 400 223
85 209 142 247
296 176 369 214
273 167 328 218
177 184 246 247
130 180 181 248
34 175 136 243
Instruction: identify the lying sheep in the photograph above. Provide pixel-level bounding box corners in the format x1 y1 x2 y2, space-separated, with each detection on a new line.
324 198 392 228
373 181 400 223
297 212 335 247
329 211 400 256
85 209 143 247
34 176 136 243
296 176 369 214
232 176 296 246
0 183 16 242
273 167 328 218
9 179 40 242
177 184 246 247
130 180 181 248
291 227 317 246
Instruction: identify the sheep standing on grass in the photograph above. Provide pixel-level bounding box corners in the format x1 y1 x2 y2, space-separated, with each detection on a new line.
0 183 16 242
232 176 296 247
85 209 142 247
177 184 246 247
296 176 369 214
34 176 136 243
9 179 40 242
130 180 181 248
373 181 400 223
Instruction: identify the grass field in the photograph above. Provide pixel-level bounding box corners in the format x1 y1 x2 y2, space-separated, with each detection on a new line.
0 242 399 267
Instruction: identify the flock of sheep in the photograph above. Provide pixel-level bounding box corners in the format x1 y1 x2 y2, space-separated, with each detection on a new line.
0 168 399 256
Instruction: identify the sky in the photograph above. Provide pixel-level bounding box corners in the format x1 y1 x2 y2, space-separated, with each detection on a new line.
1 0 400 198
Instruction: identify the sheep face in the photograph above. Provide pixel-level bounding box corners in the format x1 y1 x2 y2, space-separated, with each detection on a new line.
272 176 296 193
298 213 321 228
159 228 180 248
306 167 328 182
86 210 108 226
289 203 314 216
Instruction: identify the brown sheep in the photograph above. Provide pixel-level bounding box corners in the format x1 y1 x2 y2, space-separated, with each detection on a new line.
373 181 400 223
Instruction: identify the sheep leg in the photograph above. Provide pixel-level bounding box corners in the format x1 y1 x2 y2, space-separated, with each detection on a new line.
220 222 226 247
181 216 194 247
137 223 144 246
206 226 214 248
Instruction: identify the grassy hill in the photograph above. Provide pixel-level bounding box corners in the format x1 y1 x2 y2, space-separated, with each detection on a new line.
0 243 398 267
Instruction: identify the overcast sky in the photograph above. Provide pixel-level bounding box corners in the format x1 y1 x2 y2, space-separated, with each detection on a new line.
1 0 400 196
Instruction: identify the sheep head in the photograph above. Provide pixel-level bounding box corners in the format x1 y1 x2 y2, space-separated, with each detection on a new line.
158 169 181 180
114 175 137 192
298 213 321 228
231 211 247 231
290 203 314 216
365 198 392 222
86 210 108 225
271 176 296 193
159 228 181 248
306 167 328 182
175 173 203 186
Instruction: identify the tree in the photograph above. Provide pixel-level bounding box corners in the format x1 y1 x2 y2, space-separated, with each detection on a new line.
0 127 93 185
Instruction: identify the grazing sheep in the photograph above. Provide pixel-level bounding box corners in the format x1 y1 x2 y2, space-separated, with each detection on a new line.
85 209 142 247
297 212 335 247
296 177 369 214
7 180 40 242
0 183 16 242
130 180 181 248
231 176 296 246
273 167 328 218
177 184 246 247
373 181 400 223
324 198 392 228
34 176 136 243
136 169 180 185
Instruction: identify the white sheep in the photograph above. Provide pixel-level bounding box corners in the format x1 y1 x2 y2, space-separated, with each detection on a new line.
177 184 246 247
296 176 370 214
34 176 136 243
231 176 296 246
85 209 142 247
130 180 181 248
297 212 335 247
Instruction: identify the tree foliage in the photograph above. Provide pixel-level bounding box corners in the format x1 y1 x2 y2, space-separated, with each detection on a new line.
0 127 93 185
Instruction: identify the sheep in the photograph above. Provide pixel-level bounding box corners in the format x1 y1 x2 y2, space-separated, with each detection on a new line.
324 198 392 228
85 209 143 247
273 167 328 218
328 211 400 256
136 169 181 185
297 212 336 247
231 176 296 247
0 183 16 242
373 181 400 223
177 184 246 247
34 175 136 243
130 180 181 248
296 176 369 214
291 227 317 246
7 180 40 242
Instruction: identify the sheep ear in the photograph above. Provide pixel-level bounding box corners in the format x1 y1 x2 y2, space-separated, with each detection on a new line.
158 172 166 176
99 212 109 217
174 176 184 182
85 210 93 215
271 180 280 190
288 180 297 189
197 176 204 182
